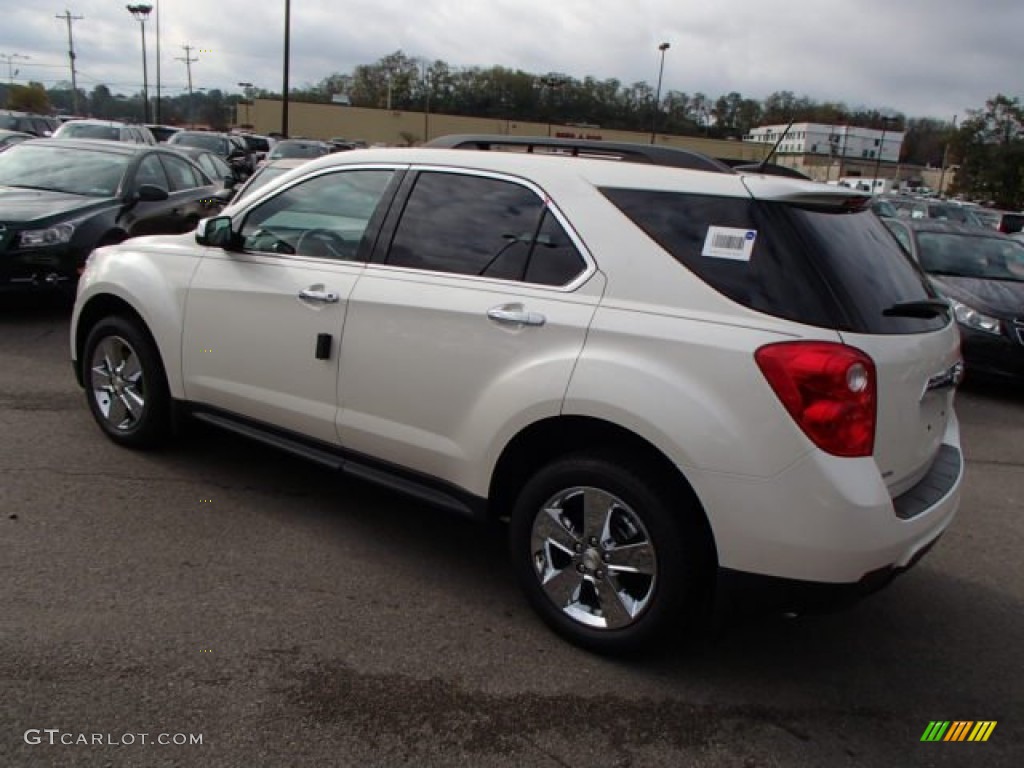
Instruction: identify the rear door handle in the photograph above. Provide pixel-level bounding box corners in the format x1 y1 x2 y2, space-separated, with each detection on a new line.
487 304 546 327
298 288 339 303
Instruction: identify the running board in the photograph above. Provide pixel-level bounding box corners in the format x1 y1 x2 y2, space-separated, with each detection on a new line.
190 410 480 518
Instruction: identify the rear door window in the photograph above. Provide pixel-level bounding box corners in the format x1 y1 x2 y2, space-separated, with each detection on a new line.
384 171 586 285
602 189 945 334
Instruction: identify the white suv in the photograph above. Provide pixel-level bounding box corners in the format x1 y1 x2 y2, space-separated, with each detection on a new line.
71 137 965 653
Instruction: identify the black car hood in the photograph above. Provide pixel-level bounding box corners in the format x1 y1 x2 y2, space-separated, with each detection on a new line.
931 274 1024 319
0 186 112 225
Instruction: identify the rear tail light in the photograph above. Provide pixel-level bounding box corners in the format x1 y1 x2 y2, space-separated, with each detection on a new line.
755 341 876 458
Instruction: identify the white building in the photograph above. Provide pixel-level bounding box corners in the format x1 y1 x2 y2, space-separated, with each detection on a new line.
744 122 904 163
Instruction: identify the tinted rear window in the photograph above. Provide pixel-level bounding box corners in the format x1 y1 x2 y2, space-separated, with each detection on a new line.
59 123 120 141
601 189 946 334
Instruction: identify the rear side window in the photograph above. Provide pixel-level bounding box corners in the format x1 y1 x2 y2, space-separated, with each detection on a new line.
160 154 203 190
385 172 586 285
602 189 945 334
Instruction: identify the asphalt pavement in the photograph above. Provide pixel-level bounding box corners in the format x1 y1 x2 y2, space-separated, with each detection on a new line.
2 297 1022 767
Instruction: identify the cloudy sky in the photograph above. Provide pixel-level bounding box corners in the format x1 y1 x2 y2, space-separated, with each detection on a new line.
3 0 1021 120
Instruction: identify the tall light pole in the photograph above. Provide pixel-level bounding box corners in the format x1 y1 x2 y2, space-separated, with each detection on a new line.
938 114 958 199
126 4 153 123
282 0 291 137
1 53 29 85
650 42 670 145
154 0 161 123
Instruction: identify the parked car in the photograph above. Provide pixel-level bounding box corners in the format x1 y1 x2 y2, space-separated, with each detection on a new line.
886 196 987 227
167 130 255 179
53 119 157 145
0 129 33 152
971 208 1024 235
229 157 308 202
263 138 331 164
71 136 964 653
0 139 225 294
233 132 275 163
883 218 1024 381
169 145 238 186
0 111 60 137
145 124 182 143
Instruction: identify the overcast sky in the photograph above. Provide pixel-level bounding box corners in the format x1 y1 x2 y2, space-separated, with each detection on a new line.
3 0 1020 120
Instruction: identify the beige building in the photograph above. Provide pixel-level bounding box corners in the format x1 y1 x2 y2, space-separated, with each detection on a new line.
235 99 771 163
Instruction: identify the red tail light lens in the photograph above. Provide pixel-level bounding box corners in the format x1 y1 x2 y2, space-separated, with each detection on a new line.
755 341 876 458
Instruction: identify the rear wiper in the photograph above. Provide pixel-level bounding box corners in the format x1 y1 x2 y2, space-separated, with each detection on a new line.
882 299 951 318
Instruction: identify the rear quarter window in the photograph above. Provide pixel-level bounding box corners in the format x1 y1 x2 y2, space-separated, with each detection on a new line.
601 189 946 334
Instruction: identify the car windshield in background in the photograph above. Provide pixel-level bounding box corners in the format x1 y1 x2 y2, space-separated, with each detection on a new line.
0 144 129 197
174 134 227 153
269 142 326 159
917 232 1024 281
57 123 120 141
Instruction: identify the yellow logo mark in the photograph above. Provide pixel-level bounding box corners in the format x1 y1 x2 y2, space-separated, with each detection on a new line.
201 348 213 353
199 649 213 653
199 499 213 503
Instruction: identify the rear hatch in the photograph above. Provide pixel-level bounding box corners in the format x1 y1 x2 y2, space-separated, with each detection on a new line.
600 178 959 495
742 179 960 493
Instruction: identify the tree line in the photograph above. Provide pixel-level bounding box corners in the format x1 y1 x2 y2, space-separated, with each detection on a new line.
3 50 1021 207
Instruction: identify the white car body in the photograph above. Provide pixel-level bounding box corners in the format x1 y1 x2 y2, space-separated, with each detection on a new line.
72 144 965 649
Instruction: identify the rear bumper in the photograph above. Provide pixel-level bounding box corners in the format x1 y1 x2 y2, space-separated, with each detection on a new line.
691 414 964 586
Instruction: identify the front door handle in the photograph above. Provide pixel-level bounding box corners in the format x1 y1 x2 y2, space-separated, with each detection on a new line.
298 287 339 303
487 304 546 327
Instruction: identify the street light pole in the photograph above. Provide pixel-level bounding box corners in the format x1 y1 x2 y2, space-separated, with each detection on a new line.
155 0 161 123
1 52 30 85
282 0 291 137
650 42 670 145
126 4 153 123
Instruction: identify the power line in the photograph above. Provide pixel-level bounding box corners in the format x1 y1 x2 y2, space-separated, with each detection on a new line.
55 10 84 113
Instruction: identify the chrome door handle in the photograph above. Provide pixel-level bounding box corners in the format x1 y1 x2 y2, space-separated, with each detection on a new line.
487 305 546 327
298 288 339 303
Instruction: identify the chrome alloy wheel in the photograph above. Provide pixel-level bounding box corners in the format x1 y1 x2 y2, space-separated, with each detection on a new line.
530 486 658 630
89 335 146 432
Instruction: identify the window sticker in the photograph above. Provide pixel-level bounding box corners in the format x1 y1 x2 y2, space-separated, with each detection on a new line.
702 226 757 261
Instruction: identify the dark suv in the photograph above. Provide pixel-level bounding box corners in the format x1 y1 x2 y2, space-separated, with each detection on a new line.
0 111 60 137
167 131 255 179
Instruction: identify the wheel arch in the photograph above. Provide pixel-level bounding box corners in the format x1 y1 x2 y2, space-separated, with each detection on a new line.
74 294 165 388
489 415 718 566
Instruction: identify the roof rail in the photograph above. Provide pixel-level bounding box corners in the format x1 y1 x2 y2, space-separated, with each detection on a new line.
424 134 735 174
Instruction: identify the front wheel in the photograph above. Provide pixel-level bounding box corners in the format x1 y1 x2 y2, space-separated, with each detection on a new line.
82 316 171 449
510 455 711 654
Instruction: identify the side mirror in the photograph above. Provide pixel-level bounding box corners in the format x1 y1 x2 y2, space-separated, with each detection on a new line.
196 216 237 249
223 173 238 190
137 184 169 202
212 187 236 204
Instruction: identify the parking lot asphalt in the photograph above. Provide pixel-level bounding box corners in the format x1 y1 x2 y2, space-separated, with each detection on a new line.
2 297 1022 767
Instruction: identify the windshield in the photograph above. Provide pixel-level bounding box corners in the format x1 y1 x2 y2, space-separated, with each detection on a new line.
173 133 227 153
270 142 324 159
237 166 290 200
58 123 120 141
917 232 1024 281
0 143 129 197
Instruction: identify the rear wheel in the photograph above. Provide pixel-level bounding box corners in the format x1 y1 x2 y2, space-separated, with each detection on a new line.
83 316 171 449
510 454 711 653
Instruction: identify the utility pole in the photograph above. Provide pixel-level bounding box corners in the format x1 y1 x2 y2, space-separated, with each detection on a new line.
938 114 958 198
55 11 83 114
282 0 291 137
177 44 198 128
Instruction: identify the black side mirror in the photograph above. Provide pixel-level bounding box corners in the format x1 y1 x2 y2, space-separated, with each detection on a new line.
223 173 238 190
137 184 169 202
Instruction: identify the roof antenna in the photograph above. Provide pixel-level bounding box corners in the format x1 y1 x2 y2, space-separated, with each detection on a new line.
757 118 795 173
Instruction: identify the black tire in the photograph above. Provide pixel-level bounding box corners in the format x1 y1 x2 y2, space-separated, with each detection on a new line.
509 454 712 654
82 315 171 449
